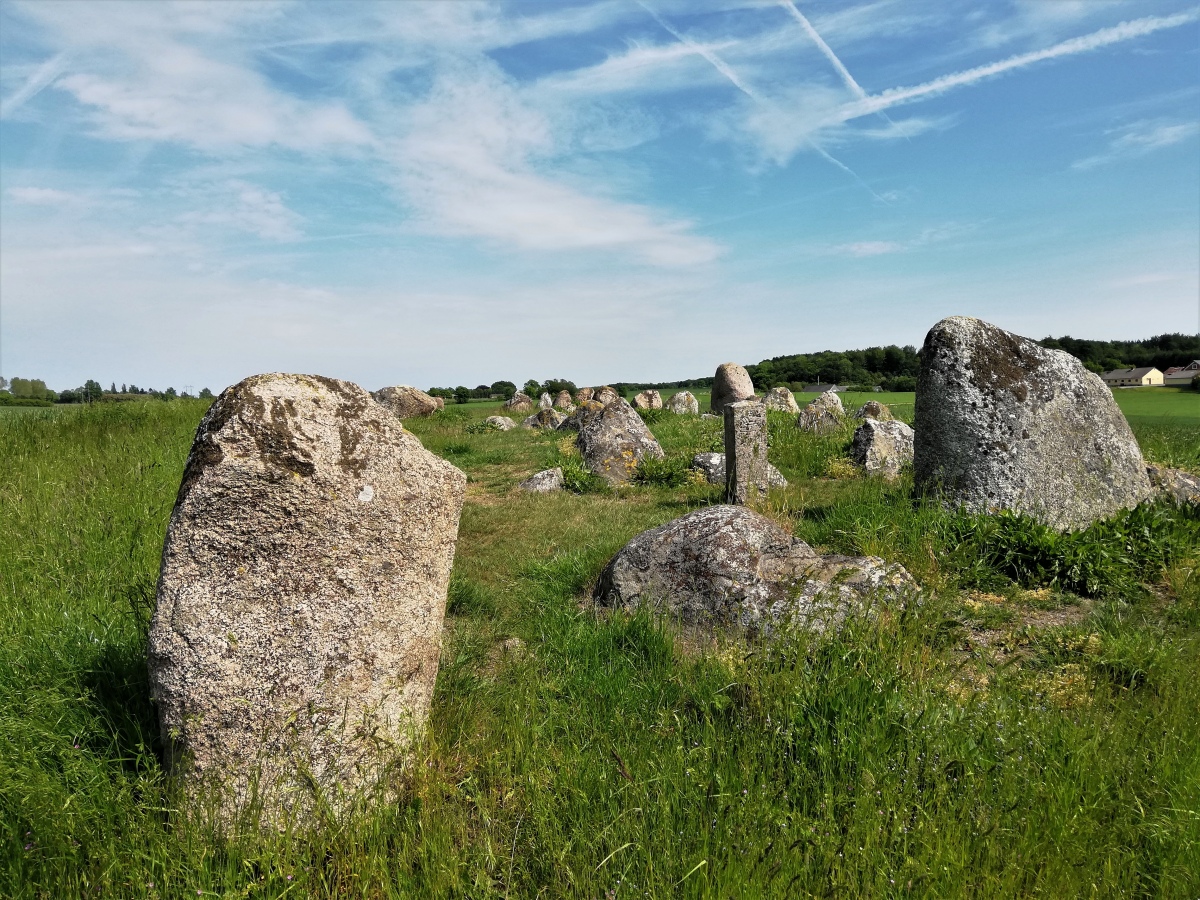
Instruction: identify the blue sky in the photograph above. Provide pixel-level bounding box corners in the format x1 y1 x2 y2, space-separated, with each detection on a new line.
1 0 1197 393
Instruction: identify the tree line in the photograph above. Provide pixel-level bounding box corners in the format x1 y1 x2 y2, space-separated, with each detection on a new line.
0 377 214 406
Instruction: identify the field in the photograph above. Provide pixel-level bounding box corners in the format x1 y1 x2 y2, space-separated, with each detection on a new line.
1 390 1198 898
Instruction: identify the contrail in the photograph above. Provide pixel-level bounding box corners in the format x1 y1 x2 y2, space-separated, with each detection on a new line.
779 0 866 99
842 9 1199 122
0 53 67 119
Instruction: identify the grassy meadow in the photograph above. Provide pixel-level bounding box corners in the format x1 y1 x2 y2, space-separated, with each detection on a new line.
1 389 1198 898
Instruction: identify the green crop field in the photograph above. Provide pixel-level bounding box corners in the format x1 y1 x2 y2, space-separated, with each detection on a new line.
1 395 1198 898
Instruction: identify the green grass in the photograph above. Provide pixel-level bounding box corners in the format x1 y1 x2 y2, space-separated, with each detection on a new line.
1111 386 1200 425
1 396 1198 898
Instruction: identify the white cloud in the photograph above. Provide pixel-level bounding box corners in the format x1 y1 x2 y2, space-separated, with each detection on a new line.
827 222 975 256
1072 119 1200 169
7 186 79 205
176 180 304 242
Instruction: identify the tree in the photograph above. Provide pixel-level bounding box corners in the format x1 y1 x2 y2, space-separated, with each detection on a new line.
164 387 178 400
541 378 577 396
454 385 471 404
0 377 7 391
199 388 214 399
490 380 517 400
522 379 541 397
82 380 103 402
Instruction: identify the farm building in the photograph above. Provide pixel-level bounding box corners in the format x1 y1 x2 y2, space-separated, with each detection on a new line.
1163 360 1200 386
1101 366 1163 387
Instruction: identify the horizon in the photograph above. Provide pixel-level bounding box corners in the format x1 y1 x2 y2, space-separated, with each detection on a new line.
2 0 1198 393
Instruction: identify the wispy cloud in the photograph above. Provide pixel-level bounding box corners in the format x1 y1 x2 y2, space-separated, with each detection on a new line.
1072 119 1200 169
0 51 67 118
779 0 868 99
176 180 304 241
7 186 79 205
828 223 975 256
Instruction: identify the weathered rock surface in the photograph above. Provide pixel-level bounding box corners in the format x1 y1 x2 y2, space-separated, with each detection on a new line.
433 397 445 411
762 386 800 414
854 400 892 421
1147 465 1200 506
633 389 663 410
519 467 564 493
371 385 439 419
594 386 620 406
554 390 574 410
484 415 516 431
666 391 699 415
149 374 465 825
594 506 916 631
914 316 1153 531
711 363 756 413
504 392 534 413
538 392 554 410
560 399 606 431
796 390 846 434
576 398 664 483
725 400 769 504
576 387 595 404
691 453 787 488
850 418 914 479
523 409 566 430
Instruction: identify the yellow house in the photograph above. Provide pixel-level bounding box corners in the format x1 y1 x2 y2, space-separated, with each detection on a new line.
1101 366 1163 387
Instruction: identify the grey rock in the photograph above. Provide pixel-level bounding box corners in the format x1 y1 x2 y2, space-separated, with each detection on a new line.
701 413 720 421
724 400 769 504
560 399 606 432
522 409 566 430
371 385 439 419
483 415 516 431
594 386 620 406
519 467 564 493
850 418 914 479
691 452 787 488
433 397 445 411
554 390 574 410
503 392 534 413
796 389 846 434
575 387 595 404
762 386 800 414
914 316 1152 531
538 392 554 410
1146 465 1200 505
854 400 892 421
594 506 916 631
576 398 665 483
633 389 663 410
149 374 465 826
711 362 756 413
666 391 699 415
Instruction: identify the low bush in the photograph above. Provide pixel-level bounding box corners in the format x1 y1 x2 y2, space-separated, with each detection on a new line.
631 452 693 487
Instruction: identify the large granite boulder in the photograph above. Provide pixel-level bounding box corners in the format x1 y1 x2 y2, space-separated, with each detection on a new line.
523 409 566 430
1146 465 1200 506
850 418 914 479
149 374 465 826
666 391 699 415
796 390 846 434
554 390 574 411
762 386 800 414
538 392 554 410
504 392 534 413
576 398 664 483
575 387 595 404
691 452 787 488
633 389 663 410
914 316 1152 531
711 363 755 413
371 385 439 419
594 386 620 406
854 400 892 421
519 467 564 493
483 415 516 431
560 399 606 432
594 506 915 631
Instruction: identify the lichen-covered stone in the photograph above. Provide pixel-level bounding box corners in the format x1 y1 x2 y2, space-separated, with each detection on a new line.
711 363 755 413
538 392 554 410
1146 465 1200 506
594 386 620 406
594 506 916 631
633 389 663 410
554 390 574 410
796 390 846 433
484 415 516 431
522 409 566 430
854 400 892 421
666 391 699 415
575 387 595 404
762 386 800 413
503 392 534 413
149 373 465 826
914 316 1152 531
724 400 769 504
576 398 664 483
371 385 439 419
850 418 914 479
560 399 606 432
519 467 564 493
691 452 787 488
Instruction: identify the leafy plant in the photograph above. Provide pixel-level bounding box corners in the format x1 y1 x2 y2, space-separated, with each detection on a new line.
632 453 693 487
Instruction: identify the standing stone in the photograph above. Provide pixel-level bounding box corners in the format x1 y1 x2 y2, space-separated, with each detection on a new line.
554 390 574 410
576 387 595 404
503 392 534 413
854 400 892 420
519 467 564 493
761 386 800 413
433 396 445 411
148 374 466 826
522 409 566 430
633 389 663 410
560 399 606 432
484 415 516 431
577 398 665 483
594 386 620 406
724 400 769 504
692 452 787 488
666 391 699 415
711 363 756 413
796 390 846 434
914 316 1152 531
538 392 554 410
850 418 914 479
371 385 440 419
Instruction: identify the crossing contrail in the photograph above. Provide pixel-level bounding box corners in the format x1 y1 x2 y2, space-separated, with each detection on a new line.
0 53 67 119
779 0 867 99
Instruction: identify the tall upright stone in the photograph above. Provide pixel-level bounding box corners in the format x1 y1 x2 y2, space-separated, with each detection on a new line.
915 316 1152 531
711 362 756 413
148 374 466 826
633 389 662 410
577 398 664 483
666 391 699 415
724 399 769 504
